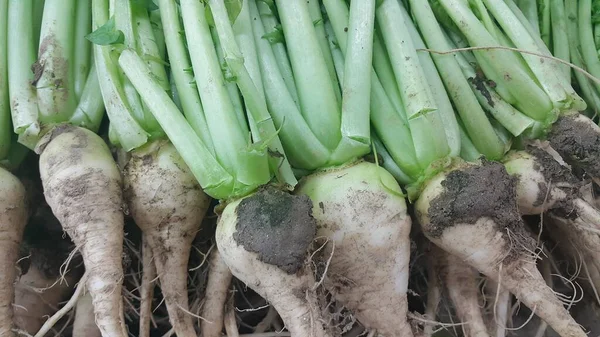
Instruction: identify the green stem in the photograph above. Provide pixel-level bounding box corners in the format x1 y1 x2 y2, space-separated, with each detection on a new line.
36 0 77 123
0 0 11 159
372 133 413 186
307 0 342 107
549 0 570 80
32 0 45 47
377 0 448 168
565 0 600 114
7 0 40 149
579 0 600 95
438 0 552 122
92 0 148 150
209 0 296 187
482 0 584 113
256 1 299 107
249 0 330 170
515 0 540 35
540 0 551 47
150 10 166 60
180 0 262 181
274 0 341 151
410 0 504 160
118 49 237 200
157 0 214 154
73 0 92 101
69 63 105 133
457 118 482 162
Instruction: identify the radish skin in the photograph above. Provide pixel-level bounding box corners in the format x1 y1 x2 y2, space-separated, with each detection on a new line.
36 125 127 337
295 161 413 337
415 161 586 337
125 140 210 337
0 168 28 337
201 249 232 337
139 236 156 337
73 293 101 337
432 245 490 337
216 189 331 337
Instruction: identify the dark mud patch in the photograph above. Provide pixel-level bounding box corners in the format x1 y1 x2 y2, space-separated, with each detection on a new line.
426 161 527 239
548 115 600 179
234 187 316 274
527 146 581 208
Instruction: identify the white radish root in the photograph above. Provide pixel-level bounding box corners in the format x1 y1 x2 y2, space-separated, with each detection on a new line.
295 161 413 337
124 140 210 337
216 187 331 337
415 160 586 337
423 243 442 337
138 236 157 337
201 249 232 337
73 292 101 337
36 125 127 337
0 168 28 337
432 245 490 337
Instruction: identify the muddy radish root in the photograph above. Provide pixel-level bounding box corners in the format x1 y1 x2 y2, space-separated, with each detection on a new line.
0 168 28 337
430 245 490 337
295 161 413 337
415 161 586 337
125 140 210 337
216 188 331 337
73 293 101 337
36 125 127 337
201 249 232 337
548 114 600 185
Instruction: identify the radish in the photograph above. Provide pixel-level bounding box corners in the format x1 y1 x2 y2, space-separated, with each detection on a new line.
138 236 156 337
124 141 210 337
89 0 213 335
73 293 102 337
201 249 232 337
414 160 586 337
116 0 335 333
428 245 490 337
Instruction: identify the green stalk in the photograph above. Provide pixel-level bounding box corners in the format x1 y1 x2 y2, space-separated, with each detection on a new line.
372 133 413 186
92 0 148 151
180 0 267 185
565 0 600 114
0 0 11 159
32 0 45 47
36 0 77 123
322 18 420 178
482 0 584 113
73 0 92 101
549 0 570 80
457 119 482 162
516 0 540 35
7 0 40 149
401 5 460 158
256 1 299 107
118 49 236 199
438 0 552 121
306 0 342 107
540 0 551 47
209 0 296 186
249 0 330 170
410 0 504 160
377 0 449 168
275 0 341 151
69 63 105 133
150 10 166 60
211 28 249 138
579 0 600 95
325 0 375 163
157 0 215 154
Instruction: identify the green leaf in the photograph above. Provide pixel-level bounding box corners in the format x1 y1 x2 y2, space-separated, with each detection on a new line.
225 0 243 23
132 0 159 11
86 16 125 45
261 24 284 44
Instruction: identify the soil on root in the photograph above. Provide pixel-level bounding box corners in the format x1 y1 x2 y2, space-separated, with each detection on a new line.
425 161 535 261
527 146 581 208
234 187 316 274
548 115 600 179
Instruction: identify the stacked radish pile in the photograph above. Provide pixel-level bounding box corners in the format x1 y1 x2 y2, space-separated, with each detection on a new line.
4 0 600 336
